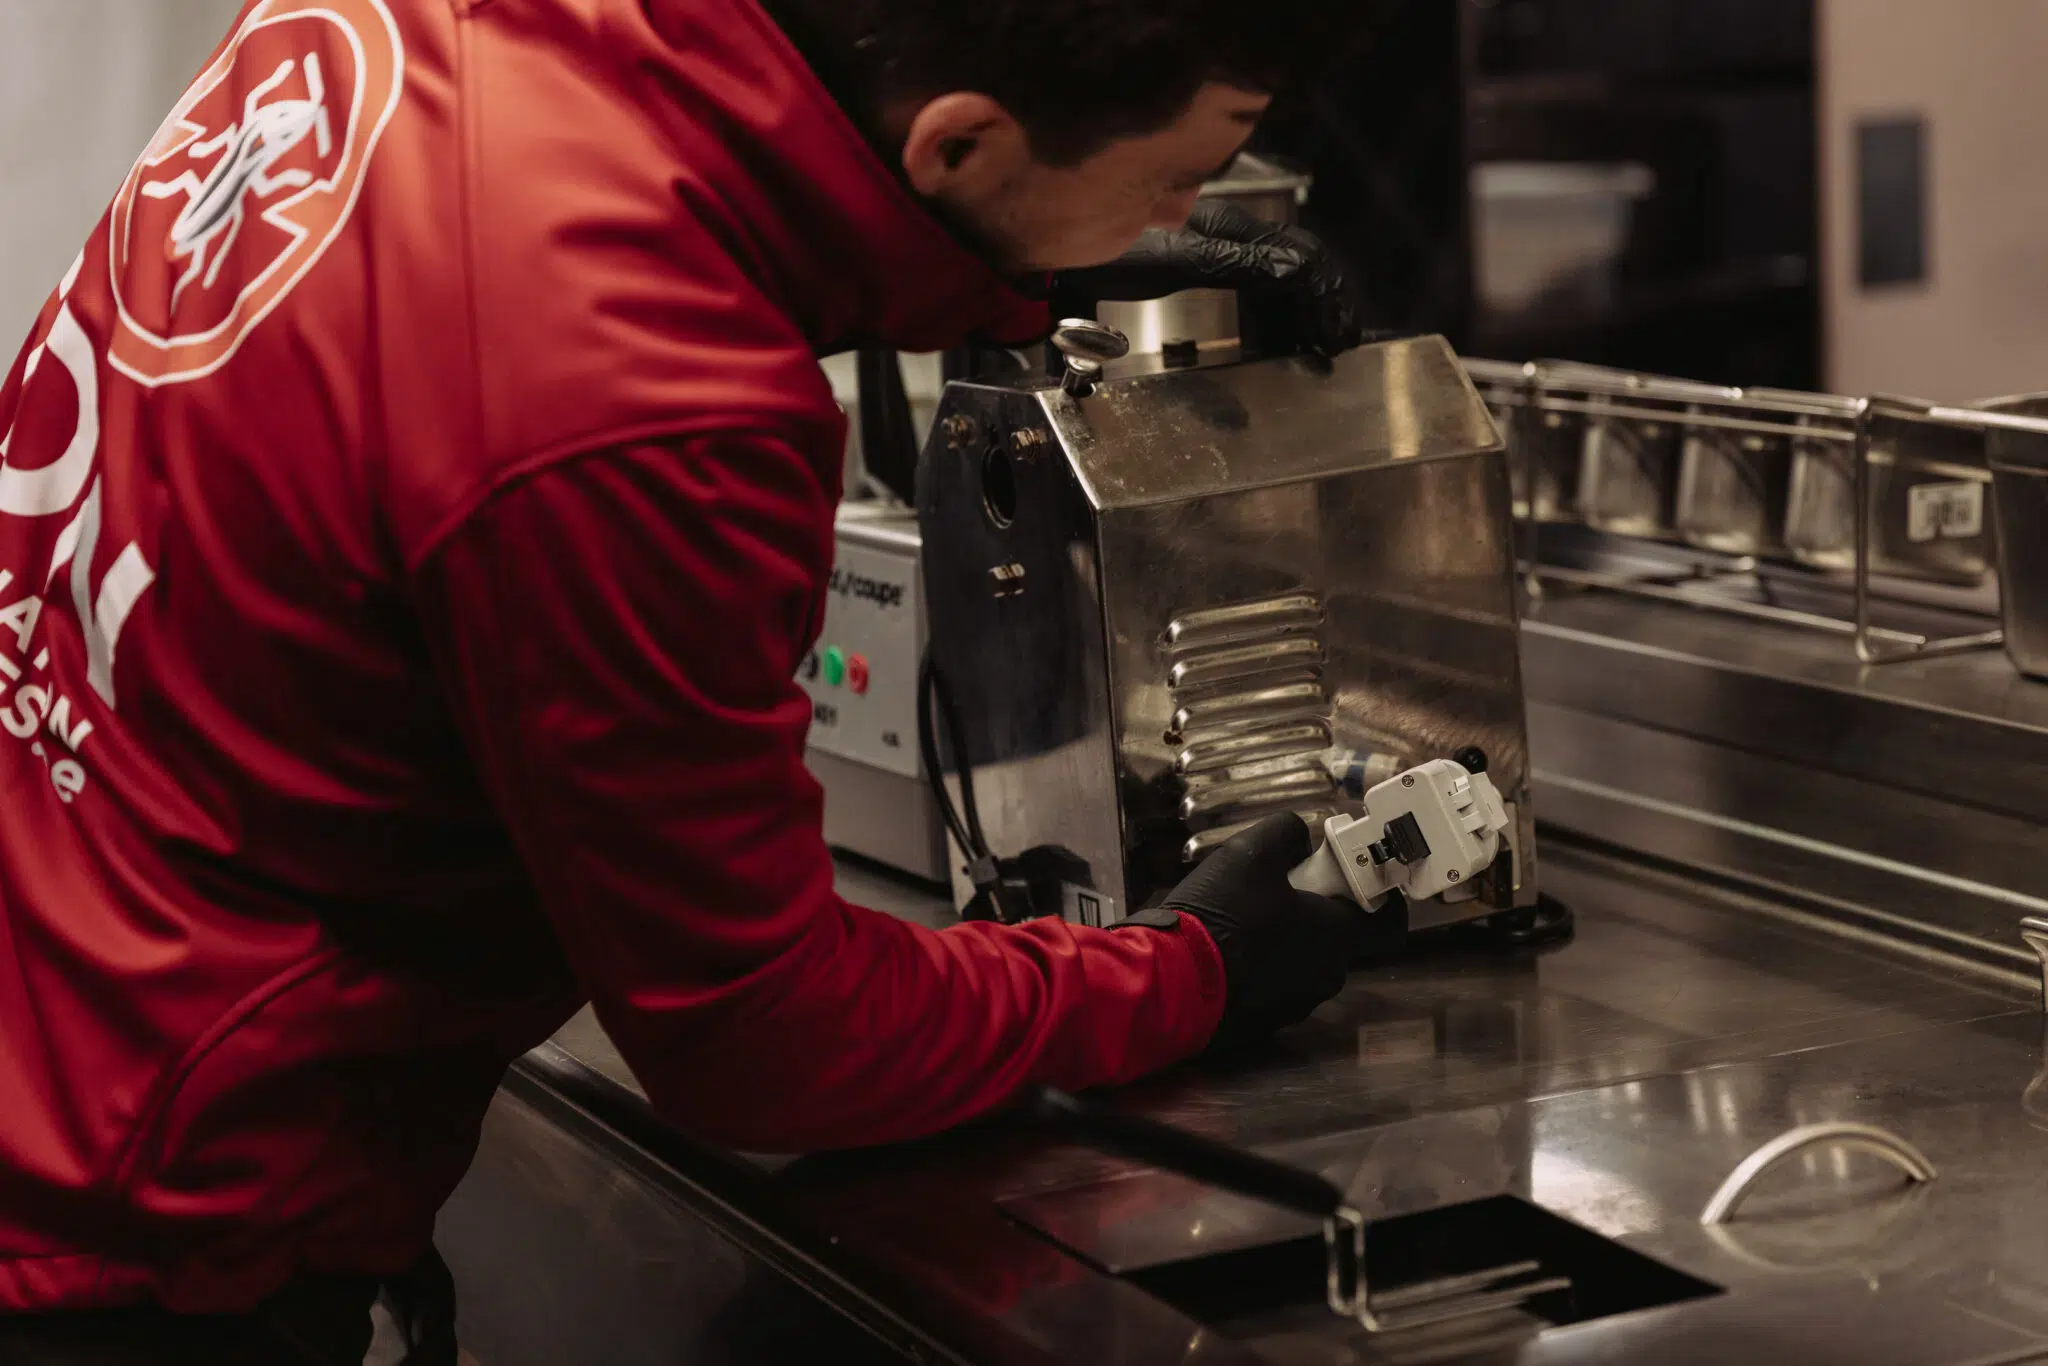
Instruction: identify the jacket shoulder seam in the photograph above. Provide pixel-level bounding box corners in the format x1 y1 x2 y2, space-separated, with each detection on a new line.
400 414 839 574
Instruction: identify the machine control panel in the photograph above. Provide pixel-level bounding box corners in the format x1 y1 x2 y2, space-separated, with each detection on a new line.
801 516 923 780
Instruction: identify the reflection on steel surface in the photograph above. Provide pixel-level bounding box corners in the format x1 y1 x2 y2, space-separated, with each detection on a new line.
1701 1184 1934 1277
1785 412 1857 570
1530 1148 1658 1240
1175 720 1333 776
1180 764 1334 822
1165 594 1323 649
1536 768 2048 923
1166 591 1335 831
1167 636 1325 691
1171 680 1327 740
1676 420 1792 557
1578 391 1687 539
1182 806 1341 863
1698 1122 1938 1226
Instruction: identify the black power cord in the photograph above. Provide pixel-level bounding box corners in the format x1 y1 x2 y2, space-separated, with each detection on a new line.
854 348 918 505
916 648 985 873
917 648 1044 924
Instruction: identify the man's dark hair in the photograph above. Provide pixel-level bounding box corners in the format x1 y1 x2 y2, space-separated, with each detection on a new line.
756 0 1372 166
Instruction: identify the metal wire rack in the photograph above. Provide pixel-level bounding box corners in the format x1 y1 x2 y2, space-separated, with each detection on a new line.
1463 359 2048 664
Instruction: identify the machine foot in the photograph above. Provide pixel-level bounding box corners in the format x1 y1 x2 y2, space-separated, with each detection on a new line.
1483 894 1576 950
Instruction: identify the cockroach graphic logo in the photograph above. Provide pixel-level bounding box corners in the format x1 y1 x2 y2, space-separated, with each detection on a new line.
107 0 403 386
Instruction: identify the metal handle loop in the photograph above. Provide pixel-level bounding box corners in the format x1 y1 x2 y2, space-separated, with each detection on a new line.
1699 1122 1937 1226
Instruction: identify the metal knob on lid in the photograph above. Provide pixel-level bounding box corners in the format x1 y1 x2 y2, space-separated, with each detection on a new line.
1051 319 1130 398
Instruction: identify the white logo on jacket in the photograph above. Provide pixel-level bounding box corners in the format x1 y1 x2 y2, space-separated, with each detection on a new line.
139 53 338 314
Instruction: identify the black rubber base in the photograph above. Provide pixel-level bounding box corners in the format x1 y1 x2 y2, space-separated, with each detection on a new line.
1482 893 1577 950
1407 893 1576 958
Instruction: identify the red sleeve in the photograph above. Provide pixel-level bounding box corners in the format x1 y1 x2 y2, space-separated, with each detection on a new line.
411 435 1225 1151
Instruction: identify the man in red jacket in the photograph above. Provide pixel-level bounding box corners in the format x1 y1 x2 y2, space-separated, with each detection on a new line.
0 0 1371 1359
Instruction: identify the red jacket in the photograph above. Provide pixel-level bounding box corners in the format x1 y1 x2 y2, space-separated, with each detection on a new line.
0 0 1225 1313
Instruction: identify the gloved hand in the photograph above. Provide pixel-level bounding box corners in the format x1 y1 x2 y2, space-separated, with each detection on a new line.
1121 812 1358 1044
1050 200 1365 359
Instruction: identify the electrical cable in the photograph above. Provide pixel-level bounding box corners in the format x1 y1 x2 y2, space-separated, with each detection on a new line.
916 647 980 862
855 348 918 505
933 665 987 857
920 646 1047 923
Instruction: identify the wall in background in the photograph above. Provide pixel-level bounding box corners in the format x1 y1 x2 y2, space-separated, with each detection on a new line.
0 0 246 346
1822 0 2048 400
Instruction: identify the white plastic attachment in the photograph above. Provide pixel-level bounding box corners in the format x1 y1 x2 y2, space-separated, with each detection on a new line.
1289 759 1511 908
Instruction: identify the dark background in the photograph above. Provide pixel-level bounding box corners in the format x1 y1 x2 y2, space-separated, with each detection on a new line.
1253 0 1820 389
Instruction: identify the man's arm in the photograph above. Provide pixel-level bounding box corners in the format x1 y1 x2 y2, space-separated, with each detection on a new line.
411 434 1226 1151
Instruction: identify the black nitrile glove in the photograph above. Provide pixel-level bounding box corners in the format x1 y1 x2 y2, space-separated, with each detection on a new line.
1050 200 1365 359
1123 812 1358 1043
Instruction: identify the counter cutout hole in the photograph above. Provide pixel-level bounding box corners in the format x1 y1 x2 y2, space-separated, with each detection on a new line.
1004 1190 1720 1341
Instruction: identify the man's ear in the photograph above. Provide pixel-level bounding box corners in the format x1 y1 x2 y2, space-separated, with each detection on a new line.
902 92 1031 198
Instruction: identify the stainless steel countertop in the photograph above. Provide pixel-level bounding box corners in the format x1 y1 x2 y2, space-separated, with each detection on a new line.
535 843 2048 1365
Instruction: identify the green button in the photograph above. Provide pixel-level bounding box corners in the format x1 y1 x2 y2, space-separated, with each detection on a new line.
822 646 847 687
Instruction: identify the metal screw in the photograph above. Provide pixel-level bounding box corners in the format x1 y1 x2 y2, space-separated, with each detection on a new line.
1401 774 1415 788
1060 358 1103 398
1052 319 1130 399
1447 869 1461 882
1355 853 1371 867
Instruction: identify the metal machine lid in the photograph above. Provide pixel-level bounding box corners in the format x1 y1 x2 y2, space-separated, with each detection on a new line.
1041 334 1501 512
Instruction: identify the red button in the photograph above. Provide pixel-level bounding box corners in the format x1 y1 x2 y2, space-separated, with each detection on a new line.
846 654 870 695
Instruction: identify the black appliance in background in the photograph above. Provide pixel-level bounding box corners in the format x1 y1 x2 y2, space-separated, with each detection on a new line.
1253 0 1820 390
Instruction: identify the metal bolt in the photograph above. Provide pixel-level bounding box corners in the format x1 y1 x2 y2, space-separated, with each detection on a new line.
1401 774 1415 788
1447 869 1461 882
943 414 979 448
1355 853 1371 867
